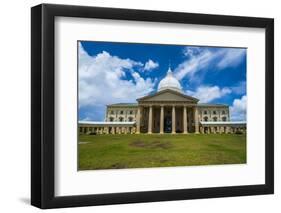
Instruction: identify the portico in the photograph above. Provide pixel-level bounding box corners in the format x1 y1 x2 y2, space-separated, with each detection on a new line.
136 89 200 134
136 105 199 134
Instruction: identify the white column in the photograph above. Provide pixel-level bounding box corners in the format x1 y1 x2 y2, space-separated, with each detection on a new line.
172 105 176 134
183 106 188 134
194 107 199 134
226 126 229 134
148 105 153 134
136 107 141 134
160 105 164 134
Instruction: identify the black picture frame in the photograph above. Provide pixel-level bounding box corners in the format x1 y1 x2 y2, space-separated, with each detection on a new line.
31 3 274 209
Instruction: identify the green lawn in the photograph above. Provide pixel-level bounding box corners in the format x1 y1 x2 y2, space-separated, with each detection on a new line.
78 134 246 170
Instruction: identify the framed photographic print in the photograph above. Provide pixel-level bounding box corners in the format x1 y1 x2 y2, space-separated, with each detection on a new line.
31 4 274 209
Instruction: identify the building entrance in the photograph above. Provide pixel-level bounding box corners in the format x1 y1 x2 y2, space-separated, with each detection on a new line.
164 116 172 133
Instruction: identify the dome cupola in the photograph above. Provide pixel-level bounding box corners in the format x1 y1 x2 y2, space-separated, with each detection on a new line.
157 66 182 93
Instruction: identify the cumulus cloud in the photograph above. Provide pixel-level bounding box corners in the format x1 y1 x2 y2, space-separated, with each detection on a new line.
143 59 159 71
79 43 156 119
175 46 246 80
230 95 247 121
186 85 231 103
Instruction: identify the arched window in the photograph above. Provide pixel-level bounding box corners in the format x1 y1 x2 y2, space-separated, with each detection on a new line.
119 117 124 122
120 111 123 115
128 117 133 122
222 116 227 121
213 111 217 115
204 110 207 115
109 117 114 122
213 117 217 121
204 116 208 121
222 110 225 115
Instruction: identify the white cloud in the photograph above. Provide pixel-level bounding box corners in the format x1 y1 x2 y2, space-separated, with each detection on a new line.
175 47 246 80
143 59 159 71
231 81 246 95
230 95 247 121
217 48 246 69
79 43 156 117
183 46 202 56
186 85 231 103
175 47 213 80
82 116 94 121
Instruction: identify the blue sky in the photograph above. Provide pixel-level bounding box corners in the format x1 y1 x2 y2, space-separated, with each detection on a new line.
78 41 247 121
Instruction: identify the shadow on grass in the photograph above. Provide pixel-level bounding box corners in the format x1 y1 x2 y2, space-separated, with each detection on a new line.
130 140 173 149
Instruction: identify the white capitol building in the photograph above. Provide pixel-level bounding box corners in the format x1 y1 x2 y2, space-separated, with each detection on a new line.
79 67 246 134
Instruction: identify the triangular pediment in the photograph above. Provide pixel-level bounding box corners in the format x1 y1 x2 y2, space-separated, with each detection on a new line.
137 89 199 103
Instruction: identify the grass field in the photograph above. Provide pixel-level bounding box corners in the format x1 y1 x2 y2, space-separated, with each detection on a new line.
78 134 246 170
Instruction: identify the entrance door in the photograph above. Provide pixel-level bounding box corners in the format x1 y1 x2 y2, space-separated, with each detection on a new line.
164 116 172 133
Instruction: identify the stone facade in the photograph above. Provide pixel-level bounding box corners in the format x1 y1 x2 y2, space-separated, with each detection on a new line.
106 104 138 122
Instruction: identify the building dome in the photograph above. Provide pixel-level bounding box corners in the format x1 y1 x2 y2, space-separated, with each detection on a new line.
158 67 182 93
